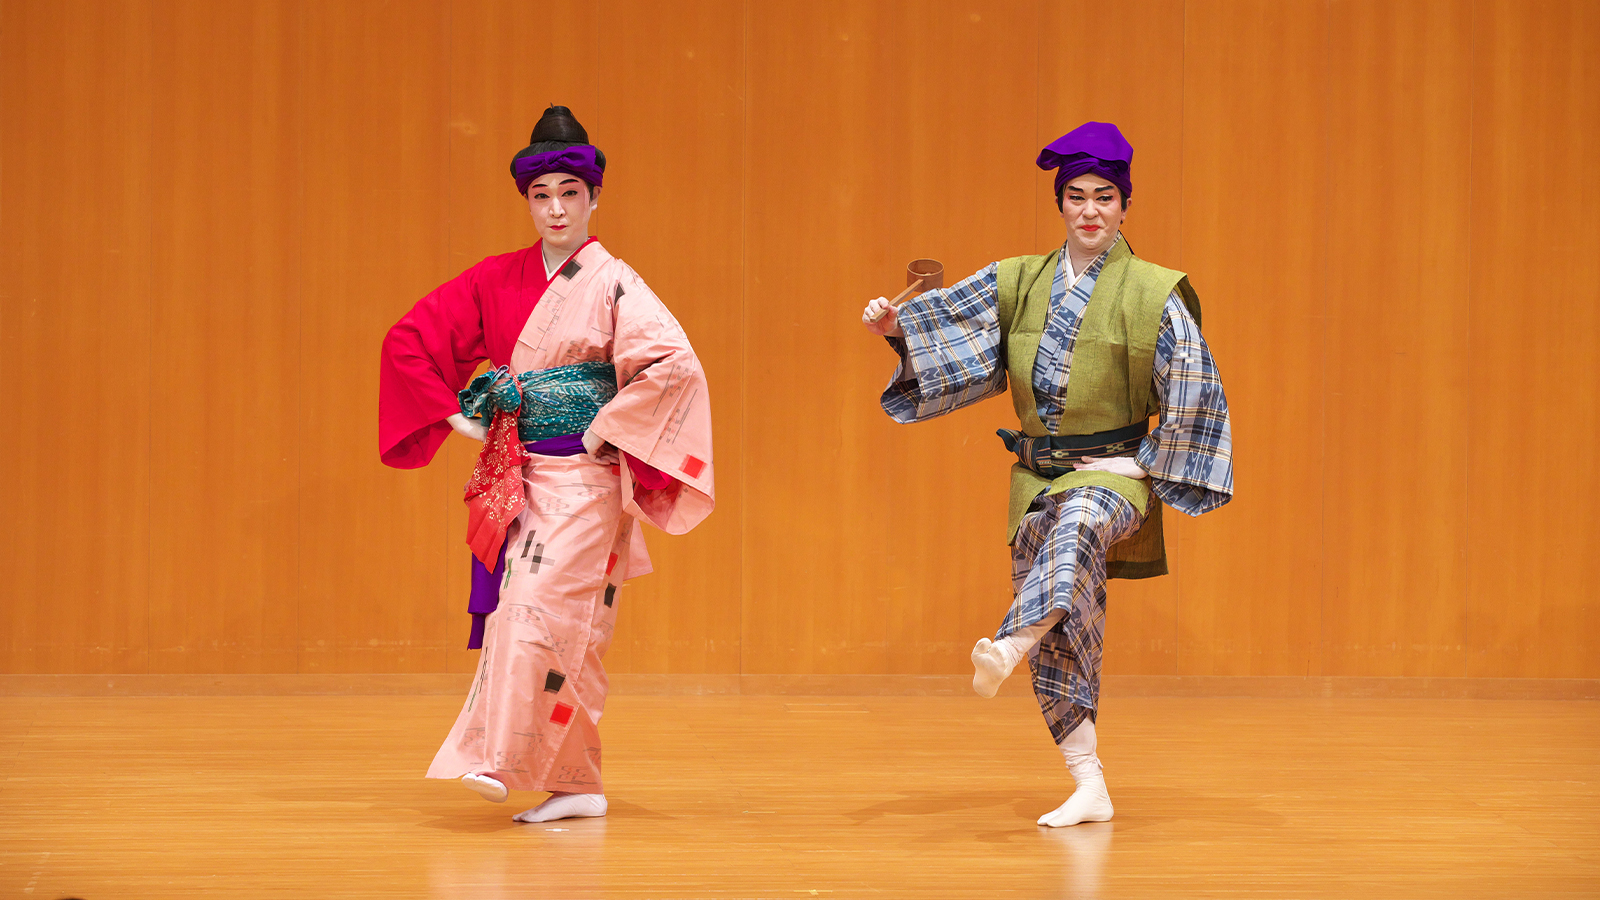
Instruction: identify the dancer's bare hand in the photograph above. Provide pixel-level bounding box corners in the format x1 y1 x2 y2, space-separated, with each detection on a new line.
861 297 903 337
447 413 487 442
1075 456 1147 479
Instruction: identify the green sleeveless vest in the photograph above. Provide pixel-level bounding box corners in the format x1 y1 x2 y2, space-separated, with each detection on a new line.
997 239 1201 580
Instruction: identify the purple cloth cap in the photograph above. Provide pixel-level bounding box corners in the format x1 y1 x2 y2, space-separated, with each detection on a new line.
514 145 604 195
1036 122 1133 201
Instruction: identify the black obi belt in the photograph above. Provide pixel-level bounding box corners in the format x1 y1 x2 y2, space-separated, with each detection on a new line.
996 420 1150 479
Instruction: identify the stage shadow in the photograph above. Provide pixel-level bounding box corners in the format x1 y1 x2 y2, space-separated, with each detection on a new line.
845 790 1031 823
1103 793 1291 833
604 797 676 820
414 804 525 834
412 797 668 832
248 780 526 834
849 788 1288 837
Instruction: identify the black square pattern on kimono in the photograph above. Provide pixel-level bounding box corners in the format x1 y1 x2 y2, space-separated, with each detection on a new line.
544 670 567 693
604 584 617 607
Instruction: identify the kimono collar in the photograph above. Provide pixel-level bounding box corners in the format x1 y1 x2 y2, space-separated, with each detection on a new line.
1064 233 1126 284
539 237 608 281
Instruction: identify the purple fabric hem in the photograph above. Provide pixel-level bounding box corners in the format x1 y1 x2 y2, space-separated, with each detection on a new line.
467 544 507 650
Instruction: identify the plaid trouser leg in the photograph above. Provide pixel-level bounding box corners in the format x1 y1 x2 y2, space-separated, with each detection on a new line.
1001 485 1144 745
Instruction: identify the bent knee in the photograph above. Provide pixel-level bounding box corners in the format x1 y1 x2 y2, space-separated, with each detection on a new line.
1054 488 1128 535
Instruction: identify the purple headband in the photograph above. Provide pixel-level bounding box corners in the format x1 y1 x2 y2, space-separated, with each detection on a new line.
1037 122 1133 201
514 146 604 195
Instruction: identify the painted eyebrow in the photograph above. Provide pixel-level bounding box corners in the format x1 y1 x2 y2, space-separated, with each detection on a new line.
530 177 583 189
1065 183 1116 194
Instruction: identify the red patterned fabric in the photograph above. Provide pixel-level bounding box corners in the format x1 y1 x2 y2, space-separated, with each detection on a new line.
462 409 531 568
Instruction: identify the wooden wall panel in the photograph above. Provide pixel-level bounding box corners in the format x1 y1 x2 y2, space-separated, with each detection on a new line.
145 0 304 674
295 0 453 673
1320 0 1472 676
0 0 154 673
1466 0 1600 678
3 0 1597 682
1037 0 1188 677
1177 0 1327 676
741 0 1038 675
594 0 746 675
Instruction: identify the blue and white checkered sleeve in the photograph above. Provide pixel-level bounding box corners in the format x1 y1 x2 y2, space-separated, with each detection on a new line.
880 263 1007 424
1138 291 1234 515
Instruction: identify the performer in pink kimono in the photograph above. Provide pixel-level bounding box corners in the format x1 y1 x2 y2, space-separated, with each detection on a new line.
379 106 715 823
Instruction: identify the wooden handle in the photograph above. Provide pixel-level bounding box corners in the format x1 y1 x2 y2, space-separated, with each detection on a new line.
889 278 925 307
866 278 926 323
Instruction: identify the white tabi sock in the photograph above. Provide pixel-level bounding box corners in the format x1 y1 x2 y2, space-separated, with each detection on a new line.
971 609 1066 698
461 773 508 803
513 792 608 823
1037 720 1114 827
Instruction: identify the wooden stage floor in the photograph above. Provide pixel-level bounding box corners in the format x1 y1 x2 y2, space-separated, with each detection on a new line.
2 694 1596 898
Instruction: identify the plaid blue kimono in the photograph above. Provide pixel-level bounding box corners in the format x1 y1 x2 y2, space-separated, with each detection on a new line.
880 236 1233 743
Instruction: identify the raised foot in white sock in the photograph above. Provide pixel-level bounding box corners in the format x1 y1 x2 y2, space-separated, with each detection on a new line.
461 773 508 803
513 792 608 823
971 638 1016 698
1037 775 1114 827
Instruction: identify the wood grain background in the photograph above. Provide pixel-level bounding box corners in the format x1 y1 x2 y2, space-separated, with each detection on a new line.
3 0 1595 680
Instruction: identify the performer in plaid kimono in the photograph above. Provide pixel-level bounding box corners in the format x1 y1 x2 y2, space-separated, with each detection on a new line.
861 122 1233 827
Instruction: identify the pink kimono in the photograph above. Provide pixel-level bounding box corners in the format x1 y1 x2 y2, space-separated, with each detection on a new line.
379 238 714 793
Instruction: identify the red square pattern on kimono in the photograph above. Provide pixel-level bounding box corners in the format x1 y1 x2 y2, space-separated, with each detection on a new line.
550 703 575 726
681 455 705 479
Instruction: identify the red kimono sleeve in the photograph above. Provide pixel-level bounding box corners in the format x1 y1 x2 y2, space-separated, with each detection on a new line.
379 265 490 469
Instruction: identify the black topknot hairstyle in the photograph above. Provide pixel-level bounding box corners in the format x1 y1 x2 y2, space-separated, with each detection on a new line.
510 105 606 195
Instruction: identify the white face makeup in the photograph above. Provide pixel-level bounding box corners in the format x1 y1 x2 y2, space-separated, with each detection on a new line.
525 171 600 258
1058 173 1127 264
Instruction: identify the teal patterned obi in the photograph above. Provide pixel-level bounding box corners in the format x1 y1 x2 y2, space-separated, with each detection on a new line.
458 361 618 442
